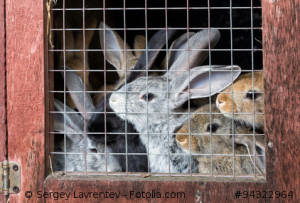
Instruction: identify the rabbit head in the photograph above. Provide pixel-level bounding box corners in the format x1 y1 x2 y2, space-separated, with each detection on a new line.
57 14 98 109
175 104 265 175
109 29 233 126
216 72 264 129
54 69 122 172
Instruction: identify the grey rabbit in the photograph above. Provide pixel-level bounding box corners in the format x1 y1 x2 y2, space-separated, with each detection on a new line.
110 29 242 173
87 28 179 172
54 68 121 172
176 104 265 175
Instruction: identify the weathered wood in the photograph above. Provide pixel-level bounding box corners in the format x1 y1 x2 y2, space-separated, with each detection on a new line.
5 0 46 202
0 0 7 201
45 175 266 203
262 0 300 202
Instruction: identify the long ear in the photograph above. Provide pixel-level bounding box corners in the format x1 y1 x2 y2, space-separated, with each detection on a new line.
167 32 195 68
99 22 136 78
59 67 95 119
167 29 221 79
133 35 147 58
75 16 98 59
169 65 241 108
126 29 178 84
234 135 265 174
54 99 84 143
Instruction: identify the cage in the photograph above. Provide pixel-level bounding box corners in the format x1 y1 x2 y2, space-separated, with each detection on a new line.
1 0 299 202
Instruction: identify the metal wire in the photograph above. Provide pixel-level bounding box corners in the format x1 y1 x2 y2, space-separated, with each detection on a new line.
49 0 264 177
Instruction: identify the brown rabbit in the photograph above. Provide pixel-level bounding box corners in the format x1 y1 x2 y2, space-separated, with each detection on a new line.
58 14 97 109
176 104 265 175
216 72 264 129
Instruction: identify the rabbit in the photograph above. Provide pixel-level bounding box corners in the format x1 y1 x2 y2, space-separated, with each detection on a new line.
109 29 243 173
87 29 179 172
175 104 265 175
92 23 147 105
57 14 97 109
53 99 122 172
216 72 264 129
53 68 122 172
54 68 151 172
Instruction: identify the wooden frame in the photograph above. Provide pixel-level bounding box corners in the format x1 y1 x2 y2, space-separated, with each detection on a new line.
0 0 7 202
1 0 299 202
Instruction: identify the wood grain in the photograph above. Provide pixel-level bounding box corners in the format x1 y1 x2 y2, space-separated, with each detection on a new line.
45 175 266 203
262 0 300 202
0 0 7 201
5 0 46 202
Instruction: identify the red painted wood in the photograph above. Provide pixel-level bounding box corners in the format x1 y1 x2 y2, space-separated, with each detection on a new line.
0 0 7 201
45 175 266 203
5 0 46 202
42 1 300 203
262 0 300 202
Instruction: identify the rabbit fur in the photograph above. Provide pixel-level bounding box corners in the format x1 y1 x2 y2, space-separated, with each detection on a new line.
110 29 243 173
176 104 265 175
216 72 264 129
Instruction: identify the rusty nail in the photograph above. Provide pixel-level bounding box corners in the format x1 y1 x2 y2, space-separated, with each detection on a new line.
13 186 20 193
13 165 19 171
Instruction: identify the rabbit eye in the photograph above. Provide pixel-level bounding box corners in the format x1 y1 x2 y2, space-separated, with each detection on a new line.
90 148 98 153
206 123 219 133
246 90 262 100
141 93 154 101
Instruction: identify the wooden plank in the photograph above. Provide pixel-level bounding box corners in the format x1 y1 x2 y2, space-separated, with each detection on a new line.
5 0 46 202
262 0 300 202
45 175 266 203
0 0 7 201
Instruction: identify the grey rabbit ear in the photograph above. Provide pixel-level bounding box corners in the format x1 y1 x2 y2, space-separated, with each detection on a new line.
99 22 136 76
167 29 221 79
167 32 195 68
169 65 241 108
234 135 266 174
59 67 95 119
126 29 178 84
54 99 84 143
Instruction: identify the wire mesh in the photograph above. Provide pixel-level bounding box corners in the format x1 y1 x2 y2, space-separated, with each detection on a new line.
48 0 264 178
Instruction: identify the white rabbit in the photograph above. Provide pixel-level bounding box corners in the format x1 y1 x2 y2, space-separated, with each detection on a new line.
110 29 242 173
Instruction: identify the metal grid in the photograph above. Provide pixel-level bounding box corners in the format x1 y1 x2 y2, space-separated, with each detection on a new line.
48 0 264 178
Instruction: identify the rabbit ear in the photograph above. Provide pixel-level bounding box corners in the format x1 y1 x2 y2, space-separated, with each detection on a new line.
54 99 84 143
126 29 178 84
169 65 241 108
167 32 195 68
74 15 98 59
133 35 147 58
234 135 265 174
60 67 95 119
167 29 220 79
99 22 136 78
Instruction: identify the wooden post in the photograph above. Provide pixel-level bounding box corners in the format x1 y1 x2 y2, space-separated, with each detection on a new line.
262 0 300 201
5 0 46 202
